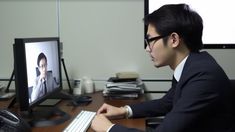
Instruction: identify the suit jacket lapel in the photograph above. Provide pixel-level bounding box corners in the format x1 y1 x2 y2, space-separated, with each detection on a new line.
172 53 194 104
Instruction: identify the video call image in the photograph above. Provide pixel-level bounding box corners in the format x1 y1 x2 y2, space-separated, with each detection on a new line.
25 41 60 104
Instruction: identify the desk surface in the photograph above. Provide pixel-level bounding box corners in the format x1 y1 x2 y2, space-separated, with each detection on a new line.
0 92 146 132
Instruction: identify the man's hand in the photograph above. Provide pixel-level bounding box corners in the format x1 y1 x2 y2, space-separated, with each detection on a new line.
91 114 114 132
97 103 126 117
39 74 46 82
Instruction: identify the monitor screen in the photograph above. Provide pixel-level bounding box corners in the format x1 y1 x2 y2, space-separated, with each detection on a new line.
145 0 235 48
13 37 62 111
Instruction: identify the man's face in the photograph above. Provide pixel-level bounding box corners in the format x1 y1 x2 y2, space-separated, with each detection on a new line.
145 24 175 68
39 58 47 78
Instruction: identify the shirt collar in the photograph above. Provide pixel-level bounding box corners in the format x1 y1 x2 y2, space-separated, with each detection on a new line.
174 55 189 82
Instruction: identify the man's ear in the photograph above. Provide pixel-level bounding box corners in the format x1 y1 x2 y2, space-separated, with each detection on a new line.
169 32 180 48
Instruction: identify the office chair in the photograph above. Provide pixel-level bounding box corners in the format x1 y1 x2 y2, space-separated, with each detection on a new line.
145 116 164 132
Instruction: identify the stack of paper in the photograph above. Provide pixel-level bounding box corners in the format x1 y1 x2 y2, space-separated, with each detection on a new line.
103 77 144 99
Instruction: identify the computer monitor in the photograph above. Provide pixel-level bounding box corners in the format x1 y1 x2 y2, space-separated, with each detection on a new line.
13 37 71 127
13 37 62 111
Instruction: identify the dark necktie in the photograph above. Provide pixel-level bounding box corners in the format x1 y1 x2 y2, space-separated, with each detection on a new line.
172 76 178 88
44 81 47 94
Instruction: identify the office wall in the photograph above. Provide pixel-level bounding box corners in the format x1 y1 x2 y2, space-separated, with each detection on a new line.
0 0 173 81
1 1 235 98
0 0 58 78
59 0 172 80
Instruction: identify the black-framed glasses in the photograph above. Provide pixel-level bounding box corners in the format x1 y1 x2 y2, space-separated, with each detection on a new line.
145 35 168 51
39 64 47 69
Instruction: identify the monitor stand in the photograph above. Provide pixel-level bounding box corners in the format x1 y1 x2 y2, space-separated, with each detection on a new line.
49 90 74 100
21 106 70 127
0 69 15 101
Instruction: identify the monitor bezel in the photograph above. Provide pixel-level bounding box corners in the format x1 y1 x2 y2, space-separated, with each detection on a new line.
14 37 62 111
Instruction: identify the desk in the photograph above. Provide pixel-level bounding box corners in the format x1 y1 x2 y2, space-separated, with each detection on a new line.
0 92 146 131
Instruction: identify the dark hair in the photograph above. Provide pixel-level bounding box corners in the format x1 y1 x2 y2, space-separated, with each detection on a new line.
144 4 203 52
37 52 47 66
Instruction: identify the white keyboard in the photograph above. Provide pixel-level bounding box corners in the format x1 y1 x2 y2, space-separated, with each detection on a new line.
63 110 96 132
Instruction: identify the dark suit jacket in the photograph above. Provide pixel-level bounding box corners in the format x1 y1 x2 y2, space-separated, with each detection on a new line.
110 51 235 132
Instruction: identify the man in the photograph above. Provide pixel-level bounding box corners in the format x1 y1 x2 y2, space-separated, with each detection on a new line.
31 52 58 102
91 4 235 132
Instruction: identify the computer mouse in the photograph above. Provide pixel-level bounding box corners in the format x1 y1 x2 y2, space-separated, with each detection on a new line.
71 96 92 106
76 96 92 103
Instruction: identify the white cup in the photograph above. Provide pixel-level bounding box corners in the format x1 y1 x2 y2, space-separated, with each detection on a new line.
73 80 83 95
73 87 82 95
82 77 95 94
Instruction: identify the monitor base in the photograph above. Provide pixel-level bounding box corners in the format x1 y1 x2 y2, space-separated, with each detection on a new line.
49 90 74 100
